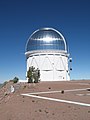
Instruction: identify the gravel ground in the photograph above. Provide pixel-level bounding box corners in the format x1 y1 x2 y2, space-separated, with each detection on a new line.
0 80 90 120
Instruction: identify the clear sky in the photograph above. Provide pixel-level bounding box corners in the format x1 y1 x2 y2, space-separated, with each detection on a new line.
0 0 90 83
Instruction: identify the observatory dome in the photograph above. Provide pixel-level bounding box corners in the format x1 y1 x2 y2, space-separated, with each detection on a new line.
26 28 67 52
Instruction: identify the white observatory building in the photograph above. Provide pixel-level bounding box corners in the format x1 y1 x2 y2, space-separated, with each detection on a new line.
25 28 71 81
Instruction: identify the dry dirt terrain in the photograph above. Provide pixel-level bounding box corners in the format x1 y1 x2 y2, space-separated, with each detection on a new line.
0 80 90 120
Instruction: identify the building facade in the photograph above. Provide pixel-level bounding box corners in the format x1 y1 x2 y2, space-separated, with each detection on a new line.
25 28 71 81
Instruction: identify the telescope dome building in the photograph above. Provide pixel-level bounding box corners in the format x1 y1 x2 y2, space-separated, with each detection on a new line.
25 28 70 81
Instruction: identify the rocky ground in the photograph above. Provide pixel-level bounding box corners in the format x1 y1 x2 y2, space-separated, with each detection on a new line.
0 80 90 120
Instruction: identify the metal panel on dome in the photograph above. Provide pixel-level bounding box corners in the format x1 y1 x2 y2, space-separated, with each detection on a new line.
26 28 67 52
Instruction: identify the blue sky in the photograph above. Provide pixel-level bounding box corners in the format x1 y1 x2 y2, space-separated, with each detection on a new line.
0 0 90 83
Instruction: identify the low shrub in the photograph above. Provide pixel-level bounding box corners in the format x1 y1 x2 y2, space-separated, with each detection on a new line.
13 77 19 83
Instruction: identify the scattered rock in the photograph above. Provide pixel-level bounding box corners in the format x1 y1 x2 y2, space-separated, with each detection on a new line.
88 111 90 113
87 88 90 91
4 92 8 96
52 113 55 115
45 110 49 114
22 96 24 98
32 100 35 102
61 90 64 94
48 87 51 89
68 106 71 108
39 109 42 112
62 111 65 114
23 85 26 89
